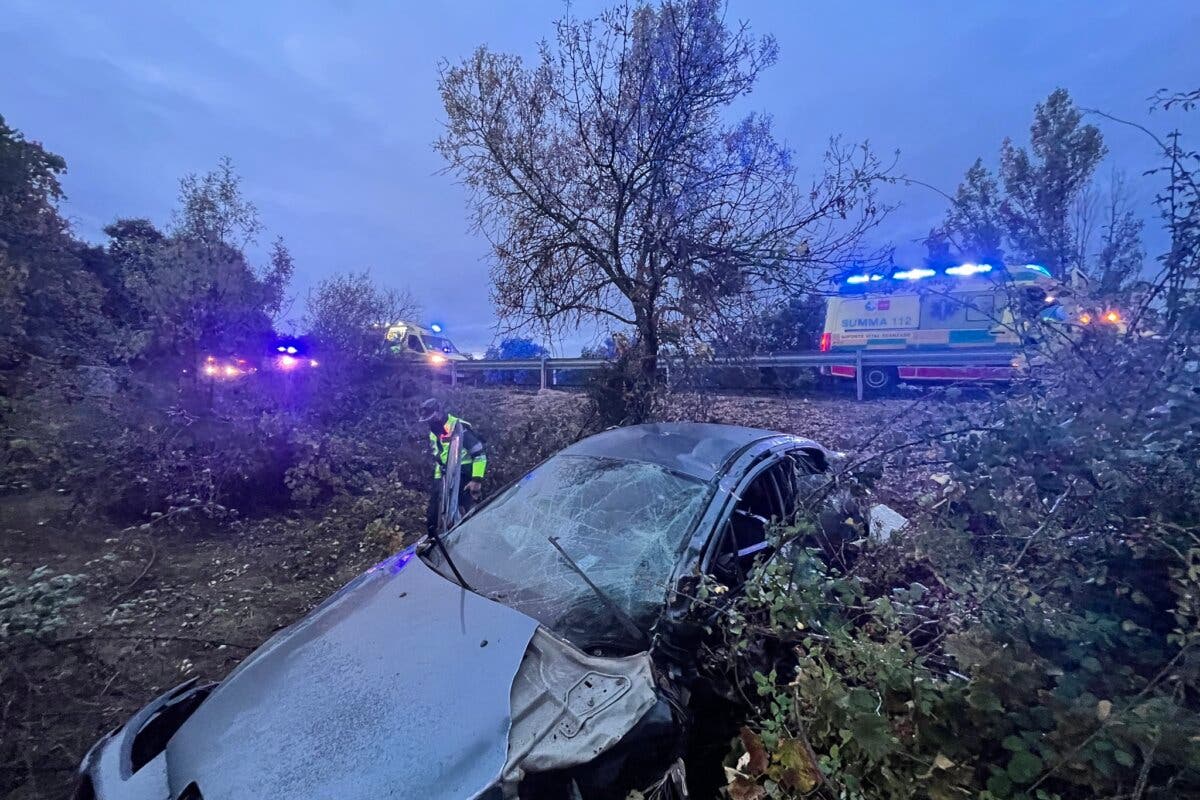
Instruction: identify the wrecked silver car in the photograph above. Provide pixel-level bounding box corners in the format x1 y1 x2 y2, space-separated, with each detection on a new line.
75 423 827 800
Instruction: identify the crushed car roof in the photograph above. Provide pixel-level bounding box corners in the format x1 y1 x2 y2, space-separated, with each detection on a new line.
556 422 786 480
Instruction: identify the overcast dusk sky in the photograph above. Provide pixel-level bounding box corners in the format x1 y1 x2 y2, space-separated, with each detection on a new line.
3 1 1198 353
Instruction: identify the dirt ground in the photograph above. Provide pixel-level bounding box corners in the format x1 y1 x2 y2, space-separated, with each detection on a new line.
1 388 957 800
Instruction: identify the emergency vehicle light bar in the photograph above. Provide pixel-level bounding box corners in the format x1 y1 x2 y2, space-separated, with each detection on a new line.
840 261 1056 288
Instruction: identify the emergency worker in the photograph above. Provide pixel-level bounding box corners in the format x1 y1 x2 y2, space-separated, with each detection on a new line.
419 398 487 536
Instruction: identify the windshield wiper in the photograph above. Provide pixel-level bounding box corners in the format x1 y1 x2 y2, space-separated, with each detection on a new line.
546 536 649 649
427 529 471 591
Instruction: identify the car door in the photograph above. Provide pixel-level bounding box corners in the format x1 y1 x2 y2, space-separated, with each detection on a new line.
703 450 816 589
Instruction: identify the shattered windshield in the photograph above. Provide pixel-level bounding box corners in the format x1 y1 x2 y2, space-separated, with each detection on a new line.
422 455 709 650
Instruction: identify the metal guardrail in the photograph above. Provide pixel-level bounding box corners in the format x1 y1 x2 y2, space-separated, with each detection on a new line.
448 349 1019 400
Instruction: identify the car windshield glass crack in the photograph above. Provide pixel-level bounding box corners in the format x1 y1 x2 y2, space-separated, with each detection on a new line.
423 455 708 649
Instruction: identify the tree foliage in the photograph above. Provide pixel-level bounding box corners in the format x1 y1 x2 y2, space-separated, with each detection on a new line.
0 114 112 372
943 157 1005 264
304 270 420 358
438 0 890 382
485 337 549 361
999 88 1107 280
931 89 1141 295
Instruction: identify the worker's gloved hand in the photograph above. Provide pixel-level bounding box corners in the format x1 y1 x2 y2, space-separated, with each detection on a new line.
466 480 482 501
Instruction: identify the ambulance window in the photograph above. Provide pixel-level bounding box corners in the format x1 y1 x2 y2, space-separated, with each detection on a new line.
921 296 966 328
407 334 424 352
965 294 996 322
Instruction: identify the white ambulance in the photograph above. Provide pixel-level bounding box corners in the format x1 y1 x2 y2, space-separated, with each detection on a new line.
819 263 1059 391
384 321 468 366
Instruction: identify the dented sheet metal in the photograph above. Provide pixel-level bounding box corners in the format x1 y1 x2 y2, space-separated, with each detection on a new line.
86 554 541 800
502 628 659 790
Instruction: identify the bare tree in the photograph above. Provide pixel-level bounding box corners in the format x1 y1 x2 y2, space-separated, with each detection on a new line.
437 0 890 383
1092 171 1144 296
1067 183 1099 282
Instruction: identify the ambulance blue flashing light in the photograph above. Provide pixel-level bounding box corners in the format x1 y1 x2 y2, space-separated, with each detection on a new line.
945 263 993 276
894 268 936 280
841 261 1043 289
430 323 444 333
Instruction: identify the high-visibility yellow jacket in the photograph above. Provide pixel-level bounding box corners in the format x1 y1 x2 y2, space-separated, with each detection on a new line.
429 414 487 480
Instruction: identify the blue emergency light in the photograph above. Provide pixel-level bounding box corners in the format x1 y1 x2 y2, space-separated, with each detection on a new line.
430 323 443 333
945 263 993 276
839 261 1035 290
893 268 936 280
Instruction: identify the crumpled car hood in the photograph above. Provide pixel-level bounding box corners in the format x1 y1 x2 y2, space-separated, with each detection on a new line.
108 551 540 800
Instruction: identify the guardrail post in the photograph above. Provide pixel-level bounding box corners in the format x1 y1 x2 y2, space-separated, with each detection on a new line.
855 350 864 401
539 357 548 391
450 365 457 387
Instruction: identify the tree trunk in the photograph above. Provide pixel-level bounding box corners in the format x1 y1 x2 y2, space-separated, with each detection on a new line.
625 303 660 423
634 304 659 386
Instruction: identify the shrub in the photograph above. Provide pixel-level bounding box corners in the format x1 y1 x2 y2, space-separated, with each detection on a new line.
0 566 84 643
709 331 1200 800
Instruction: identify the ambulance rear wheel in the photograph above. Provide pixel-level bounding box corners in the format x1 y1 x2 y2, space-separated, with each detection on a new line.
862 366 896 394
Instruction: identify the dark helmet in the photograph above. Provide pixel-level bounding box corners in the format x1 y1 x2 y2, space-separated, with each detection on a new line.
417 397 444 424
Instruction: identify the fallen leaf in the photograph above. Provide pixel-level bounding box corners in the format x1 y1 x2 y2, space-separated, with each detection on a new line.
739 727 769 776
770 737 823 792
933 753 955 770
727 776 766 800
1097 699 1112 721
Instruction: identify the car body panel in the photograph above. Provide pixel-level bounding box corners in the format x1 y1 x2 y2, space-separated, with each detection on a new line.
501 628 660 787
84 551 539 800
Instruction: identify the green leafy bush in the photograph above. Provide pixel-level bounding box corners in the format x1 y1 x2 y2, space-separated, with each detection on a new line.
0 566 84 643
710 332 1200 800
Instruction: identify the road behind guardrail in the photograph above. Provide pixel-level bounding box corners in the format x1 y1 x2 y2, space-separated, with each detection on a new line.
449 349 1018 400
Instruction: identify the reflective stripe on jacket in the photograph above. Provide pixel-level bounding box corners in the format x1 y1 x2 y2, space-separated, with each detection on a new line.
429 414 487 480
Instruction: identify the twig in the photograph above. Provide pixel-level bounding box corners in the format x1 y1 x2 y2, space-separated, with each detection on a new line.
1132 724 1162 800
111 538 158 604
1007 482 1075 570
99 670 122 697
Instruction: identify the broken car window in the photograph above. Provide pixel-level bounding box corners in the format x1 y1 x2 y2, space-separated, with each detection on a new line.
422 455 709 652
